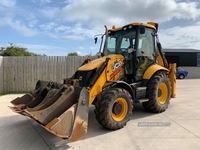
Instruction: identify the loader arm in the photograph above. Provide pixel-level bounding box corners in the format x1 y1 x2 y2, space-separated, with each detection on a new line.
87 58 110 105
77 54 125 106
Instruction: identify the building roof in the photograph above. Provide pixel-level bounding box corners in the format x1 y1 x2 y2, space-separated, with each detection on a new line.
163 48 200 53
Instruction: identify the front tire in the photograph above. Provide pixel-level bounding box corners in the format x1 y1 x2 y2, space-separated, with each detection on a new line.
94 88 133 129
142 74 171 113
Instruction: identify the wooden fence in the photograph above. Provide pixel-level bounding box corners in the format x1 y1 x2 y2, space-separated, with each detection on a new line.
0 56 97 93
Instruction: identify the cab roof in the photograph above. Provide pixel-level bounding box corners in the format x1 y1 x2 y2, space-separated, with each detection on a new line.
109 22 158 32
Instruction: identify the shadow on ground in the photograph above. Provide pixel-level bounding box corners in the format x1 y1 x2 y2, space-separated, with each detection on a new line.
131 103 157 120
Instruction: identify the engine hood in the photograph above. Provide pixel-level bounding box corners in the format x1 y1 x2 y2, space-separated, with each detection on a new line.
78 54 124 71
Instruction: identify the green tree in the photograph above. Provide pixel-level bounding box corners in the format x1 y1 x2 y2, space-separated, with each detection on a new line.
67 52 79 56
0 43 41 56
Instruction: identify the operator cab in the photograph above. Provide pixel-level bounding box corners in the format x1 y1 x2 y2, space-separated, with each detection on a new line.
104 24 157 82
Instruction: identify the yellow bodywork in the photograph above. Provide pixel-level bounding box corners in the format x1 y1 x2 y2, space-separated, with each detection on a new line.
110 22 156 32
169 63 177 98
79 54 125 105
157 49 165 67
143 62 176 98
78 58 105 71
143 64 169 79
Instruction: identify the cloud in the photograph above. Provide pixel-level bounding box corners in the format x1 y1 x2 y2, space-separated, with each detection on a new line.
54 25 71 32
77 51 81 55
28 19 39 28
3 0 197 44
17 43 96 56
0 17 38 36
78 47 85 50
10 20 38 36
89 46 98 50
174 2 200 20
1 0 200 54
63 35 85 40
26 14 39 28
40 0 51 3
39 22 57 30
18 43 67 56
38 22 96 40
32 0 199 42
57 0 200 28
32 0 51 5
159 22 200 49
39 7 60 18
0 0 16 7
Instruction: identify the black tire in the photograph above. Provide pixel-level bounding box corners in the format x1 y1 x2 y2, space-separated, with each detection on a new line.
179 74 185 79
94 88 133 130
142 74 171 113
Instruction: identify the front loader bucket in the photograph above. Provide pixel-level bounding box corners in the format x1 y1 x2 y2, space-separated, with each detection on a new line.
9 80 61 114
9 82 90 142
24 85 81 125
44 88 89 141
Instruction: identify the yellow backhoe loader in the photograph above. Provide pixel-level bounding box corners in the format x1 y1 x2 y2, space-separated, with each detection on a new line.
9 22 176 142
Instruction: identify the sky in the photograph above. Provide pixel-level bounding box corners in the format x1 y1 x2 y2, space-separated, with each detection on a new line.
0 0 200 56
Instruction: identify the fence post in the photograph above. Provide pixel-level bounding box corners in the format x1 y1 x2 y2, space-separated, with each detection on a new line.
0 56 3 94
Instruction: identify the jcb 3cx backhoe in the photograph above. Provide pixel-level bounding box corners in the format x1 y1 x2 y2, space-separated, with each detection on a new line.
9 22 176 142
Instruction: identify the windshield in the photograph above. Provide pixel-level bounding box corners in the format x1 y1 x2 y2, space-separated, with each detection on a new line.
177 67 184 71
105 28 137 55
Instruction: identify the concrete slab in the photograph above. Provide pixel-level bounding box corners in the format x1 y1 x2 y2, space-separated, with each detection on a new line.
1 79 200 150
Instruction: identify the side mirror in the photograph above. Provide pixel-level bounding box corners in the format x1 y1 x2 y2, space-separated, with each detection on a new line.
140 26 145 34
94 37 98 44
157 42 162 50
151 32 157 37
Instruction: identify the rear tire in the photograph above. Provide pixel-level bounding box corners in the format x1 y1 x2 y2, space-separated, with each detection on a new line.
142 74 171 113
94 88 133 129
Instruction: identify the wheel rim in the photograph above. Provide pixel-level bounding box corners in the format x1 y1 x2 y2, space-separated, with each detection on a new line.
158 83 168 104
179 75 184 79
112 98 128 122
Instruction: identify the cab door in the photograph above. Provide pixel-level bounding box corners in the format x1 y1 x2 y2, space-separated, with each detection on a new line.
135 28 156 81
